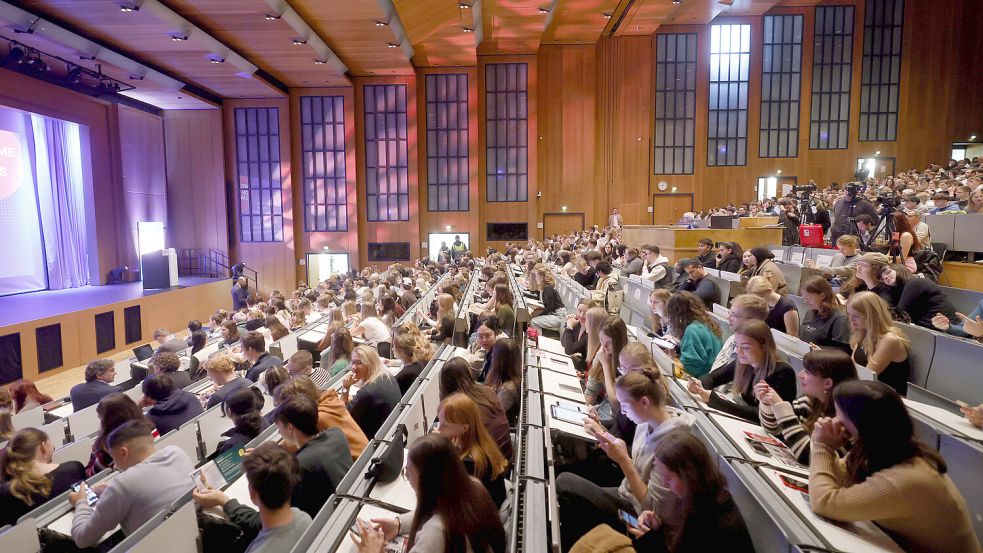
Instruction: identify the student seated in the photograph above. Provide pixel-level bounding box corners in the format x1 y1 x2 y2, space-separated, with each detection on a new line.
586 315 629 422
241 331 284 382
572 430 753 553
741 247 788 295
469 316 504 381
86 393 157 476
757 350 858 464
392 333 430 395
710 294 768 371
438 358 513 460
274 377 367 461
557 369 695 548
419 293 455 342
142 374 205 436
798 276 851 351
149 351 192 390
665 292 723 378
153 328 189 354
529 265 567 332
810 381 982 553
204 354 251 409
70 359 120 411
0 428 86 527
285 350 330 389
217 387 269 456
933 297 983 339
485 338 522 426
805 234 861 279
437 394 510 507
674 259 718 307
745 276 799 336
10 379 54 413
846 292 911 396
0 388 13 442
341 345 401 440
322 328 355 376
241 443 312 553
194 396 352 530
688 320 796 423
69 420 195 548
351 434 506 553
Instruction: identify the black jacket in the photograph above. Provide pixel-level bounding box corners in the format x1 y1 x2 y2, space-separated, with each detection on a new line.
292 429 353 517
70 380 119 412
717 254 742 274
147 389 205 435
395 361 425 396
245 353 284 382
348 375 401 440
699 360 797 423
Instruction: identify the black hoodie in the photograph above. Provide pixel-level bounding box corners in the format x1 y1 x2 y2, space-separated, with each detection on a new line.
148 389 204 435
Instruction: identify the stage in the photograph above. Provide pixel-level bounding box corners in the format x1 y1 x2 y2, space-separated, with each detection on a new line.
0 278 231 384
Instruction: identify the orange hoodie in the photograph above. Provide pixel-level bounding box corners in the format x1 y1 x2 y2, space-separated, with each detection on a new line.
318 388 368 459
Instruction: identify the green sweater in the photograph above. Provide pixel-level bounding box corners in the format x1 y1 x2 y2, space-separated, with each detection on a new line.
679 322 722 378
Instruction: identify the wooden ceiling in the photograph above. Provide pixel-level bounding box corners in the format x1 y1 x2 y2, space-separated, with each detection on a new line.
1 0 828 108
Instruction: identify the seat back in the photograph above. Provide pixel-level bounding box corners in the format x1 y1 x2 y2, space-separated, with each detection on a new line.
11 406 44 430
53 436 93 465
66 404 100 441
925 334 983 404
896 323 936 389
0 519 40 553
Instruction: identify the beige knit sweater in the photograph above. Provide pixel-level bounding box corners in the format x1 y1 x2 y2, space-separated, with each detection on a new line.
810 442 982 553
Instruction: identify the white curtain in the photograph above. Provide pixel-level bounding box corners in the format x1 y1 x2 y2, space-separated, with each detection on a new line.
32 114 89 290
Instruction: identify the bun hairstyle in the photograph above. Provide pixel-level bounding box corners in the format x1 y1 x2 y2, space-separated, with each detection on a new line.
614 368 666 407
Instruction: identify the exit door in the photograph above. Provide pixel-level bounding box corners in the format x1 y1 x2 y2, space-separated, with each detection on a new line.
652 194 694 225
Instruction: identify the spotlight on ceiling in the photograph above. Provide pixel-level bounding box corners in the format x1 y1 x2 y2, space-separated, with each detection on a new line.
538 7 550 14
66 65 83 83
375 20 388 27
119 2 139 12
264 13 280 21
602 12 612 19
208 56 224 64
462 27 474 33
292 38 307 45
386 42 399 48
170 34 189 41
5 45 25 64
313 59 327 65
459 2 471 8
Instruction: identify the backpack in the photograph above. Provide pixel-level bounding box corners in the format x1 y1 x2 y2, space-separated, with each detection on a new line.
603 280 624 315
911 249 943 282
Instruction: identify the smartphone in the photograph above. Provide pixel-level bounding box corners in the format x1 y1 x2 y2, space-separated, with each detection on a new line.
70 482 99 506
618 509 639 529
745 438 772 457
779 474 809 494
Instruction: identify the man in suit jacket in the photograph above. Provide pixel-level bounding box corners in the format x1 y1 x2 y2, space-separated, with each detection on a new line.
232 277 249 311
70 359 120 411
153 329 188 354
241 331 284 382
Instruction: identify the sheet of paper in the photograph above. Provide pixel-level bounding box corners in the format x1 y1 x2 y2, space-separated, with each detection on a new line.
708 413 808 476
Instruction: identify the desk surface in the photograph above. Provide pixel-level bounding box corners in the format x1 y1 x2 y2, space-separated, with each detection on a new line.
538 369 586 403
528 351 578 377
336 504 407 553
368 449 416 511
904 399 983 442
708 413 808 477
535 336 566 355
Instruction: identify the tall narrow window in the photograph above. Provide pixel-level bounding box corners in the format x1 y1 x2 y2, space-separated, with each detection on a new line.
301 96 347 231
859 0 904 141
708 24 751 166
654 33 697 175
234 107 283 242
426 74 469 211
485 63 528 202
760 15 803 158
364 84 409 222
810 5 855 150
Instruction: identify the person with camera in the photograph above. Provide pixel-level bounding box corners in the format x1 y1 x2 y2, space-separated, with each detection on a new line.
777 199 801 246
831 184 879 243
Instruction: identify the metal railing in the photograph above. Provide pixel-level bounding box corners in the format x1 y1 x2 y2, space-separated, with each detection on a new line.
177 248 259 291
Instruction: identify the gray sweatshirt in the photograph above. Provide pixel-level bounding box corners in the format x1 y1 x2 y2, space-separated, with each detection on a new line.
71 446 195 548
618 407 697 516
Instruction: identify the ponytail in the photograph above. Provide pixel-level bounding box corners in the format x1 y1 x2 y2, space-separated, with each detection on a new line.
0 428 52 505
615 368 667 407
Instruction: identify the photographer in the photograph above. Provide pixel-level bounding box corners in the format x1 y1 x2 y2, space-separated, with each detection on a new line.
831 184 879 243
803 199 832 234
777 199 801 246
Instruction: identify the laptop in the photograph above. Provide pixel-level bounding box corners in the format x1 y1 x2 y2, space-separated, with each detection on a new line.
132 344 155 361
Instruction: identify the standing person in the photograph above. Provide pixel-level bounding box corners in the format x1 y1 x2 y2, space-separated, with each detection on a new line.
70 359 120 411
831 184 880 242
352 434 507 553
778 199 801 246
609 208 624 228
809 381 982 553
231 262 248 280
803 199 832 235
232 277 250 311
450 235 468 262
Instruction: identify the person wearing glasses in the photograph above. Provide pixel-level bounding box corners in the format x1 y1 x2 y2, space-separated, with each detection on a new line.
340 345 401 440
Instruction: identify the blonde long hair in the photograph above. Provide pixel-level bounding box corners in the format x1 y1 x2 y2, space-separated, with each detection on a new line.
352 345 387 384
584 306 609 364
847 292 911 357
0 428 51 505
440 393 508 480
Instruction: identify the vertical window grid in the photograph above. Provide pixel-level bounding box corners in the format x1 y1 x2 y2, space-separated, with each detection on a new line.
708 24 751 166
426 74 470 211
859 0 904 141
760 15 803 158
485 63 528 202
301 96 348 231
654 33 697 175
810 5 855 150
363 84 410 222
234 107 283 242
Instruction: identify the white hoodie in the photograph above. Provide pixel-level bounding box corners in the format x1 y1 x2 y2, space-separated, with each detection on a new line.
618 407 696 516
641 255 670 283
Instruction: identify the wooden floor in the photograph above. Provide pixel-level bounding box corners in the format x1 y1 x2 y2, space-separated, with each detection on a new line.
34 329 193 400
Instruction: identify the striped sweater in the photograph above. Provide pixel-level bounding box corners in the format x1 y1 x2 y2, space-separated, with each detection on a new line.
758 396 817 465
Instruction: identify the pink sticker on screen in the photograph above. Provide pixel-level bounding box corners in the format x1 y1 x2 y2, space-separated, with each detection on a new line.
0 130 22 200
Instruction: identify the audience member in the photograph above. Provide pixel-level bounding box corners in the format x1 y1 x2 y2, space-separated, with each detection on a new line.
757 349 857 464
715 241 743 273
798 276 851 351
149 351 192 390
809 381 981 553
485 338 522 426
647 288 672 336
9 379 53 413
142 374 205 435
640 245 672 288
439 357 513 460
323 329 354 376
86 393 155 477
0 388 13 442
0 428 86 526
341 345 401 439
742 247 788 295
710 294 768 371
665 292 722 378
437 394 510 506
274 377 367 460
217 387 269 456
745 275 799 336
69 420 194 548
241 443 312 553
70 358 120 411
529 266 567 332
392 333 430 395
675 259 718 307
846 292 911 395
204 354 251 409
240 331 284 382
153 328 188 353
285 350 330 389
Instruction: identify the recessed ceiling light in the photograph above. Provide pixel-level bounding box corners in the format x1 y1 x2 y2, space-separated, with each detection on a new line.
387 42 399 48
170 34 188 41
462 27 474 33
264 14 280 21
538 7 550 14
602 13 612 19
375 21 388 27
209 57 224 64
971 135 978 141
119 3 138 12
292 39 306 45
459 2 471 8
314 59 327 64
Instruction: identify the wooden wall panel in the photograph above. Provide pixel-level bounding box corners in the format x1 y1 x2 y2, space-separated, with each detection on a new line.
289 87 360 283
163 110 228 253
223 99 297 296
116 105 167 275
537 45 598 237
353 76 421 269
416 68 481 257
478 55 539 252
